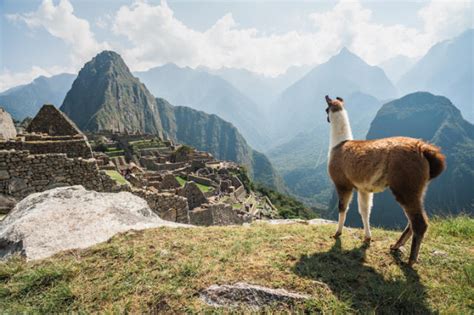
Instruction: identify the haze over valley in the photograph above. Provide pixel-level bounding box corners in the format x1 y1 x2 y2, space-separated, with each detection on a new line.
2 0 473 228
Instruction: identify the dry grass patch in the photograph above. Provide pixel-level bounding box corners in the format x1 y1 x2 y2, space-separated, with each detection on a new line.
0 217 473 313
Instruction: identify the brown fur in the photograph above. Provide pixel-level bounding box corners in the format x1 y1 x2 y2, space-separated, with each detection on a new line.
326 95 446 266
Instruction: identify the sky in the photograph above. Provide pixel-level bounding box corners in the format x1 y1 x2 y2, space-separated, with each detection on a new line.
0 0 473 92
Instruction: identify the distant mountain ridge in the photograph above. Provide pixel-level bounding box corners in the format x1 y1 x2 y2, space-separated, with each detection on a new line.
269 48 397 143
0 73 76 120
203 65 311 109
398 29 474 122
60 51 282 190
135 64 269 150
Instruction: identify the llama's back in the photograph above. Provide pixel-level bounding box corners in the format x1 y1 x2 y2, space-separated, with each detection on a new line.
330 137 445 191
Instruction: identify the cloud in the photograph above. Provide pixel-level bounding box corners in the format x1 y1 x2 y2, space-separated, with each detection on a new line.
111 0 473 76
7 0 109 68
0 66 70 92
4 0 473 81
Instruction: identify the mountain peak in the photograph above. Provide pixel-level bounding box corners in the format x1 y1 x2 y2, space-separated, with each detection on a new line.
330 47 366 64
60 51 162 134
86 50 129 74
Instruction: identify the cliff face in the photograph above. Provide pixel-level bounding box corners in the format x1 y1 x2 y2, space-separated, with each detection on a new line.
343 92 474 228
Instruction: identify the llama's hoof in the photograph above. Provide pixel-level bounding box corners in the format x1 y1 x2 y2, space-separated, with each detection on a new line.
363 237 371 244
408 259 417 267
390 244 400 251
332 232 342 239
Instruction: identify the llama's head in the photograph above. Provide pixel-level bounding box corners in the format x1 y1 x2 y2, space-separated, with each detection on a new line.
325 95 344 122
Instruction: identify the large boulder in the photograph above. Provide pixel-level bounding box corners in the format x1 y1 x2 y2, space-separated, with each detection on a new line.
0 108 17 139
0 186 188 260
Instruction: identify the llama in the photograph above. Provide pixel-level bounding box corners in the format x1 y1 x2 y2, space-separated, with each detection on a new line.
325 95 446 266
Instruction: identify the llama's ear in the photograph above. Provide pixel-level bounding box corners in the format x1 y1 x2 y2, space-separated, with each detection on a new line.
336 97 344 102
325 95 332 104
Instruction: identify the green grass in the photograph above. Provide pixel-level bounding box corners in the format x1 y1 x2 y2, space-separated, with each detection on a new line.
175 176 213 193
175 176 186 187
129 139 164 150
0 217 472 313
105 170 128 186
104 150 124 158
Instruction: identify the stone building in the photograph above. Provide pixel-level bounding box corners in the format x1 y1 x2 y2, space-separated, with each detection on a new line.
26 104 82 136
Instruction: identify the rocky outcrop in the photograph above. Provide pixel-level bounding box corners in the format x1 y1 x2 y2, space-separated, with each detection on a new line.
0 108 17 140
0 186 189 260
200 282 310 309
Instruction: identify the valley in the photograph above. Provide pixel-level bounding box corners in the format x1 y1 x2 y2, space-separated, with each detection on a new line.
1 29 473 228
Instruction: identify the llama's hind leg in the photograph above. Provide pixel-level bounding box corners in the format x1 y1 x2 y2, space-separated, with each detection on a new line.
334 188 353 238
357 191 373 244
390 224 412 250
407 209 428 266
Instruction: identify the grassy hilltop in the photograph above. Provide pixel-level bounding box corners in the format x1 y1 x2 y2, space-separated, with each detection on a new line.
0 216 472 313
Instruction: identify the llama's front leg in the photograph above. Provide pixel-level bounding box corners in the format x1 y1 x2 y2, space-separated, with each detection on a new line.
334 189 353 238
358 191 373 244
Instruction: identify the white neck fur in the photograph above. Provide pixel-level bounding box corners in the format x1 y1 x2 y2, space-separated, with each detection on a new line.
329 109 353 150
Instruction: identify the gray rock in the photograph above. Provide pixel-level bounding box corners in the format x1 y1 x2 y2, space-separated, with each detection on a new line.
0 194 17 214
0 186 191 261
0 108 17 140
0 170 9 180
201 282 310 309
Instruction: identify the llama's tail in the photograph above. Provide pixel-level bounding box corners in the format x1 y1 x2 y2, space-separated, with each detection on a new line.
421 144 446 179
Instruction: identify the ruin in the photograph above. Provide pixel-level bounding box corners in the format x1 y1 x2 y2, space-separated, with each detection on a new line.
0 105 279 225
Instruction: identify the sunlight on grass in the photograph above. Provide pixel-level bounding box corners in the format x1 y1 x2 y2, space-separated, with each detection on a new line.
176 176 213 193
105 170 128 186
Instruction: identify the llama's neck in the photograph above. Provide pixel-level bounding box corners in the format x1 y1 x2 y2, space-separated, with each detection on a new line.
329 109 353 149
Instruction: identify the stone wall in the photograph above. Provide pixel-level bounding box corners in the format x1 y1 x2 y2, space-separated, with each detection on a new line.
139 158 187 171
132 189 190 224
0 139 93 159
189 203 246 226
187 174 215 187
0 150 118 199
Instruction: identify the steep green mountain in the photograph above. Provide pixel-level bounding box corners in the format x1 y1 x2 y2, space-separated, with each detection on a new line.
156 98 284 191
60 51 281 189
342 92 474 228
269 48 397 143
398 29 473 122
61 51 163 134
268 92 383 209
0 73 75 120
135 64 269 150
